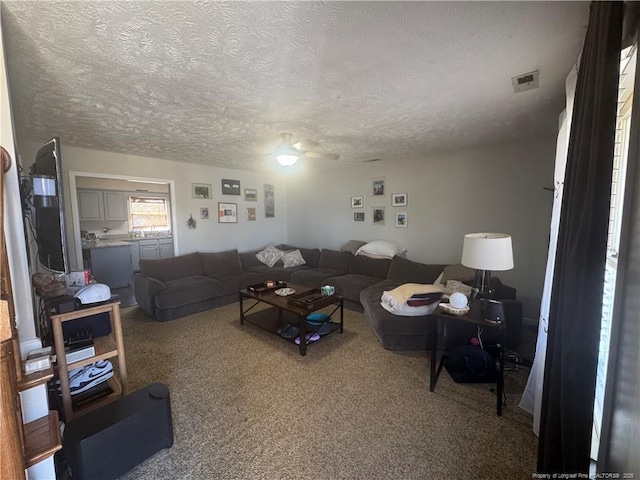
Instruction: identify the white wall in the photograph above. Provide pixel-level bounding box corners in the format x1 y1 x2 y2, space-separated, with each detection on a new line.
1 21 56 480
19 141 289 270
285 138 556 320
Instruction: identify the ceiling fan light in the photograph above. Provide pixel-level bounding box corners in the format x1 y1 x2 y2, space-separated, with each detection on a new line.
274 144 301 166
276 154 299 166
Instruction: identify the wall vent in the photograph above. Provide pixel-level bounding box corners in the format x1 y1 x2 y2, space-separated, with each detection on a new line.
512 70 539 93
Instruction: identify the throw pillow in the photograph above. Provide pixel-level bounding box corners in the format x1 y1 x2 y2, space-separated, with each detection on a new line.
255 246 284 268
281 249 306 268
340 239 367 255
356 240 407 259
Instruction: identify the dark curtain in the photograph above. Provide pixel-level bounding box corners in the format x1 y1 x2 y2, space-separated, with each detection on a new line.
598 4 640 474
538 1 623 474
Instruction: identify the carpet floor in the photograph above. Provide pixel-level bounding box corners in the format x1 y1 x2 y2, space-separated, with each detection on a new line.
116 303 537 480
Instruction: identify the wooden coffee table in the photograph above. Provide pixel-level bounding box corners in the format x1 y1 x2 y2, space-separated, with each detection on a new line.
239 283 343 356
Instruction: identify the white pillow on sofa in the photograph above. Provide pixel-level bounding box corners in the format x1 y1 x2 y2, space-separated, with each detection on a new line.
356 240 407 259
256 245 284 268
281 249 306 268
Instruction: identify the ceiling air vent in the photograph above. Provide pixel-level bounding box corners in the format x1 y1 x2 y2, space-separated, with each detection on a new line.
511 70 539 93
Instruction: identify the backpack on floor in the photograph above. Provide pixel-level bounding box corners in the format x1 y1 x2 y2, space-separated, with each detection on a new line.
444 345 497 383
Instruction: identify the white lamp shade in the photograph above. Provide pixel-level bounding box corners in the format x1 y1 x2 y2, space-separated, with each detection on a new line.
461 233 514 271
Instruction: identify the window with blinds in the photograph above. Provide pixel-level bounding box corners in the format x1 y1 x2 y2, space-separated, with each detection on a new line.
129 196 170 231
592 43 636 459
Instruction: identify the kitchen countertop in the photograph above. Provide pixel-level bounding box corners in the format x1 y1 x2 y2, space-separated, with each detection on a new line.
82 240 134 249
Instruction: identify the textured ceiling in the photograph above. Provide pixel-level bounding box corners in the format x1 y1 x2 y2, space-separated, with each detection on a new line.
2 1 589 172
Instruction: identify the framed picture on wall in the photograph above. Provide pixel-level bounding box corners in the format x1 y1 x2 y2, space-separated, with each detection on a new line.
395 212 407 228
247 207 256 221
354 212 365 221
192 183 211 199
222 179 241 195
372 178 385 196
351 196 364 208
218 203 237 223
244 188 258 201
372 206 385 225
264 184 275 218
200 207 209 220
391 193 408 207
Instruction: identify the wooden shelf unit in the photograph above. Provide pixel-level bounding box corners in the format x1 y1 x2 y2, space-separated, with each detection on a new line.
23 411 62 469
50 300 128 421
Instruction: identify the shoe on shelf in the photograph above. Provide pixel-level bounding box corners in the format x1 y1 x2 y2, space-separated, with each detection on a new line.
68 360 114 396
294 333 321 345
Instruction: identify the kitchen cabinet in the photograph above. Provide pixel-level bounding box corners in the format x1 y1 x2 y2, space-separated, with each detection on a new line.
137 238 175 263
130 243 141 272
78 190 128 221
159 238 174 258
103 192 127 221
78 190 103 221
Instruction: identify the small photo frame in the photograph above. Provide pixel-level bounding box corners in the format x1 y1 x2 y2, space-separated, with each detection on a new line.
372 178 385 196
351 196 364 208
372 206 385 225
391 193 408 207
247 207 256 221
221 179 241 195
218 202 237 223
395 212 408 228
354 212 365 222
244 188 257 201
192 183 211 199
200 207 209 220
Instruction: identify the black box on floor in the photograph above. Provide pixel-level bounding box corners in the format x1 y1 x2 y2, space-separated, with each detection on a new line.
64 383 174 480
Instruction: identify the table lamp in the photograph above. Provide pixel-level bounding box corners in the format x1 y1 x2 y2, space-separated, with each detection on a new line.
461 233 514 299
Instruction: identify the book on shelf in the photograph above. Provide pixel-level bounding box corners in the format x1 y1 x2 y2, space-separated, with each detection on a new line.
71 382 114 409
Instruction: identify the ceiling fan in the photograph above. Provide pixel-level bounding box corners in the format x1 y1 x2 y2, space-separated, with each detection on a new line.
272 132 339 166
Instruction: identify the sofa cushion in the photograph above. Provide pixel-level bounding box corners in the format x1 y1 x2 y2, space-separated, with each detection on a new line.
256 245 285 267
239 249 264 270
281 249 306 268
279 245 321 268
290 268 345 288
349 254 391 278
318 249 351 273
326 274 383 303
387 257 447 284
209 270 265 295
200 249 242 275
248 265 311 282
360 280 436 350
154 275 224 309
440 263 476 283
140 253 203 283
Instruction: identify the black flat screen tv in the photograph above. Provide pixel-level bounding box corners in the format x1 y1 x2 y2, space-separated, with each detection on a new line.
32 137 69 274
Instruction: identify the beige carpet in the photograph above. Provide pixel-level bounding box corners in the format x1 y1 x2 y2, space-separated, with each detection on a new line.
117 303 537 480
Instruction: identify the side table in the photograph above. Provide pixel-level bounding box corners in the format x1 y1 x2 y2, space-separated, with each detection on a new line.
428 302 506 416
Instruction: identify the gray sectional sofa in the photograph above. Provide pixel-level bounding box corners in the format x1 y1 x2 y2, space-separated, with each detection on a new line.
134 245 522 350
